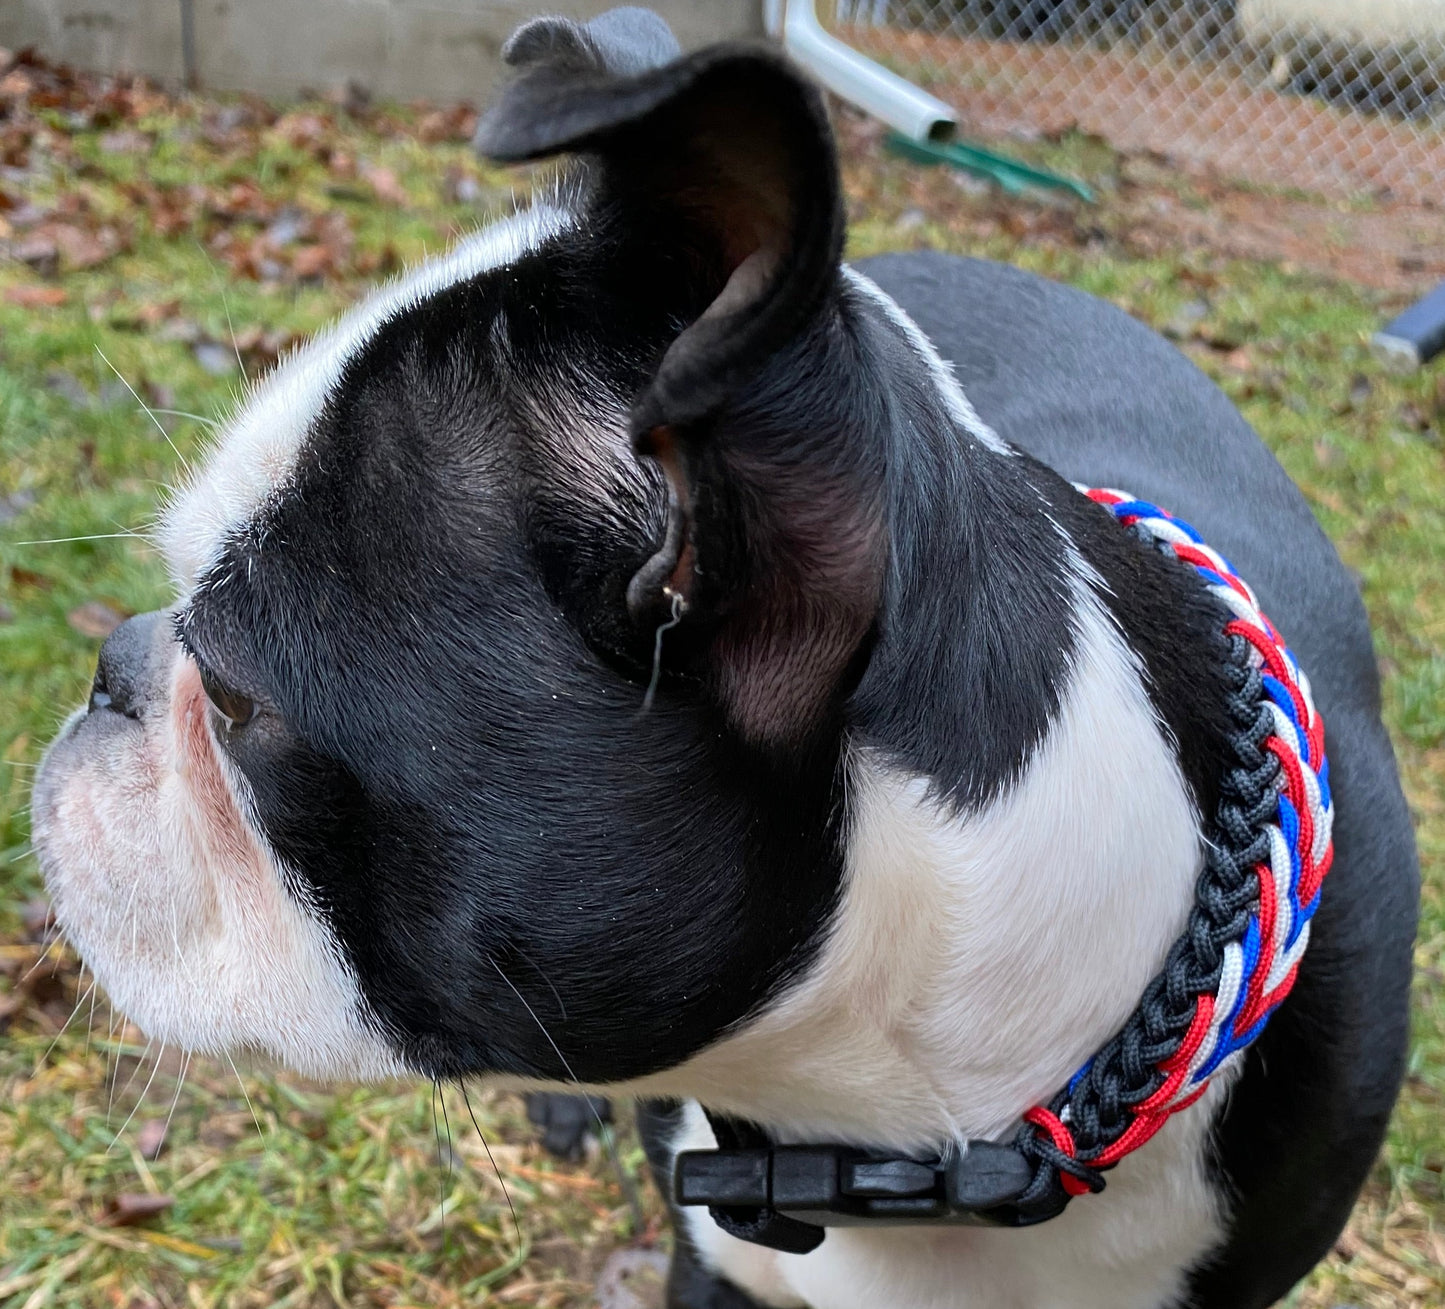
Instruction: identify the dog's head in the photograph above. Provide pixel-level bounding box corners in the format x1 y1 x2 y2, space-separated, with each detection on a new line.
32 11 892 1088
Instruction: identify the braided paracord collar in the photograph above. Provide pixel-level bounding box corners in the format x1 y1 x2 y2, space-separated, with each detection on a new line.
677 486 1334 1246
1013 487 1334 1209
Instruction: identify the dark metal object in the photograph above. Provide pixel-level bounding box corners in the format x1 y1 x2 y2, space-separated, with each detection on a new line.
1373 282 1445 372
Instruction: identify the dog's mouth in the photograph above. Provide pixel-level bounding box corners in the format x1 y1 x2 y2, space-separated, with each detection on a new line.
31 638 408 1082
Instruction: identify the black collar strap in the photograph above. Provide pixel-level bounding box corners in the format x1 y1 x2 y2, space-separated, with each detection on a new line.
676 488 1334 1253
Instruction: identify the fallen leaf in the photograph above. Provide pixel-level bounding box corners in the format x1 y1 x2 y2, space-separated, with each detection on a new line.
5 284 67 308
9 565 53 591
290 243 331 280
50 221 122 270
362 163 407 206
136 1118 169 1160
67 600 128 640
103 1193 175 1226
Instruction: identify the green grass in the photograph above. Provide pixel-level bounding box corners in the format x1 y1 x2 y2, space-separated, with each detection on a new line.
1 67 1443 1309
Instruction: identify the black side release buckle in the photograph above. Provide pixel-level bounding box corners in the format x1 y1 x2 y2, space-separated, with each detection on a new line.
676 1139 1066 1253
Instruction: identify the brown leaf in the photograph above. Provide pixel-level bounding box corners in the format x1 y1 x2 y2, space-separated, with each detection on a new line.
67 600 128 640
49 221 121 271
9 565 52 591
103 1192 175 1226
136 1118 170 1160
361 164 407 207
5 285 66 308
290 243 332 280
417 106 477 144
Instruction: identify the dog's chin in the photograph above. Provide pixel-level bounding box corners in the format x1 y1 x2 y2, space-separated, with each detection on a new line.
31 654 409 1083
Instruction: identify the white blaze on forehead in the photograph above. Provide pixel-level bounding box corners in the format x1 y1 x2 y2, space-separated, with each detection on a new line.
158 203 571 592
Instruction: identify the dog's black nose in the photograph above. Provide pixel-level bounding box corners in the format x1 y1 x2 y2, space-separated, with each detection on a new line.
90 612 169 720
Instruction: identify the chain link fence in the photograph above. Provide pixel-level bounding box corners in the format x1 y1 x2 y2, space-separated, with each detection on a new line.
835 0 1445 203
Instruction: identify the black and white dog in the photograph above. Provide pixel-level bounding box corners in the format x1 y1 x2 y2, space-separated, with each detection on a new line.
31 10 1418 1307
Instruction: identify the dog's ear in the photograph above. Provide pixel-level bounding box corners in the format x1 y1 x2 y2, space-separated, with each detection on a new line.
480 16 878 746
500 7 682 77
477 27 842 434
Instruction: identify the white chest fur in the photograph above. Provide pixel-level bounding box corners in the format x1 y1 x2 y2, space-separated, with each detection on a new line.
639 584 1231 1308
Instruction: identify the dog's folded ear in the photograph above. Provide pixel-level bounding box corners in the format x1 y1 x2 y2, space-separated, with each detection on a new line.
500 8 681 77
480 14 875 747
476 21 842 438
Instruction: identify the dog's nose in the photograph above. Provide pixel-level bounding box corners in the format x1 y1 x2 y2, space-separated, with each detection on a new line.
90 611 170 719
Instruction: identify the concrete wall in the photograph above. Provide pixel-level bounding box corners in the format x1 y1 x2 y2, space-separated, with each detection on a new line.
2 0 763 102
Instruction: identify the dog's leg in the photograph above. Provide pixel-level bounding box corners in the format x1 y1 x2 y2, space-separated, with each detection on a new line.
525 1092 612 1161
665 1231 775 1309
636 1101 775 1309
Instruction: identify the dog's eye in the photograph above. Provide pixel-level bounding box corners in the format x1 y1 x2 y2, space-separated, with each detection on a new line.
197 662 256 728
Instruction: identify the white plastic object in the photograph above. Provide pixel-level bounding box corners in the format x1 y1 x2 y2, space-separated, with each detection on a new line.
772 0 958 142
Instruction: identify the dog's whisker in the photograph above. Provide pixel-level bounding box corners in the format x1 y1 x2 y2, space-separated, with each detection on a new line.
95 346 192 473
102 999 120 1118
109 1040 167 1152
431 1079 449 1255
18 928 63 987
223 1050 267 1145
509 942 568 1024
219 284 250 386
459 1079 522 1249
13 531 145 546
110 1035 155 1125
487 957 643 1233
33 976 97 1074
156 1050 192 1156
148 407 219 429
83 967 101 1060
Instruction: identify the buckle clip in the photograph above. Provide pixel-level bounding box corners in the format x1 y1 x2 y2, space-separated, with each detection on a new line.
676 1140 1063 1253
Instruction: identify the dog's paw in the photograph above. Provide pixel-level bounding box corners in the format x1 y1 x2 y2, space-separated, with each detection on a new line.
525 1091 613 1162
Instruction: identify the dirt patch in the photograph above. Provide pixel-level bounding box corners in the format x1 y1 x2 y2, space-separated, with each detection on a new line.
834 98 1445 299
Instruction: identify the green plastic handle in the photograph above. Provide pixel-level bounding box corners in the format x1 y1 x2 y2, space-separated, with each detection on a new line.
886 132 1095 204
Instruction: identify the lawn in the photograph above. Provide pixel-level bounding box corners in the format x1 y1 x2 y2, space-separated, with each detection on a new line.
1 50 1442 1309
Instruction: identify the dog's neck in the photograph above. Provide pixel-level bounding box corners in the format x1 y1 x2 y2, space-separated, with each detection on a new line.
629 274 1218 1151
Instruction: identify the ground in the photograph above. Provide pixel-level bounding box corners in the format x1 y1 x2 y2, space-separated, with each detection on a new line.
1 47 1443 1309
